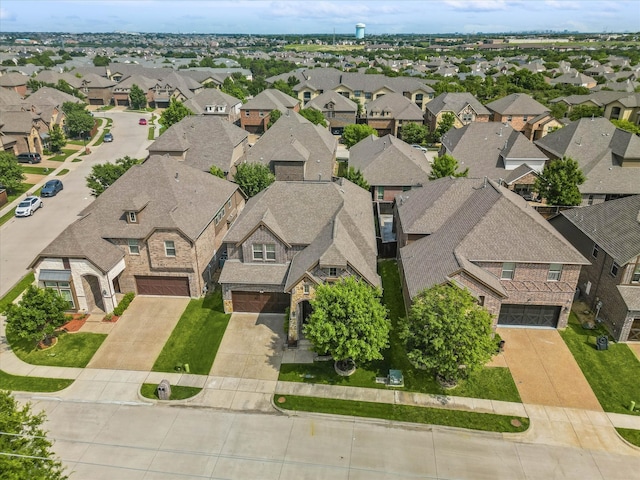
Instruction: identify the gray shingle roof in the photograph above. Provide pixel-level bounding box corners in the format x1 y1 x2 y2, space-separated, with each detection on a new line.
182 89 242 115
25 86 83 107
365 93 424 121
305 90 358 113
218 261 289 286
485 93 549 116
426 92 490 116
241 89 299 111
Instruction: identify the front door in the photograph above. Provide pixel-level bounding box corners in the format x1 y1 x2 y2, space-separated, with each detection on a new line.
629 318 640 342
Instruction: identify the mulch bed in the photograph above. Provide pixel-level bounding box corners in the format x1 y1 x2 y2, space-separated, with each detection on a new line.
102 315 120 323
59 314 88 333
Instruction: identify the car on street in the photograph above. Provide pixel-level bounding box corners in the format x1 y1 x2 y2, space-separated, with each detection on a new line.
411 144 428 153
139 118 147 125
15 196 43 217
103 132 113 142
40 179 63 197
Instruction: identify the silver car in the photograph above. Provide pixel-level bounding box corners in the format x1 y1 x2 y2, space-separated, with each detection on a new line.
15 196 43 217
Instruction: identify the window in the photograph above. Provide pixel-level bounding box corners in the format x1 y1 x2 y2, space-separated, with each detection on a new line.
548 264 563 281
128 239 139 255
592 244 599 258
252 244 275 261
227 198 232 209
128 211 137 223
165 240 176 257
501 262 515 280
214 206 225 225
507 115 513 122
354 90 362 97
265 244 276 261
632 265 640 283
478 295 485 306
252 244 263 260
328 267 338 277
62 258 70 269
611 262 619 277
259 111 265 117
43 281 74 309
365 92 372 100
377 187 384 200
523 115 528 122
303 92 311 100
303 284 310 295
462 113 473 122
415 93 423 101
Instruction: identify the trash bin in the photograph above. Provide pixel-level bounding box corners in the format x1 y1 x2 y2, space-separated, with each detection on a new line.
157 379 171 400
596 335 608 351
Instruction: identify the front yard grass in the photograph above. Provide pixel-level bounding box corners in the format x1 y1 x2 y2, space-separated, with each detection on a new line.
276 395 529 433
21 166 50 175
0 370 73 392
0 272 34 312
561 313 640 415
6 329 107 368
147 126 155 140
56 169 69 176
47 148 76 162
279 260 521 403
6 183 34 203
617 428 640 448
140 383 201 401
151 289 231 375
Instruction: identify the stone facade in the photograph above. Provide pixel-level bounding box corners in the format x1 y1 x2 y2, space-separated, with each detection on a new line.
288 279 317 343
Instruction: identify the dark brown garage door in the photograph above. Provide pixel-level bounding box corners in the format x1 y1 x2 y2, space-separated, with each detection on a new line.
232 291 289 313
498 304 560 328
135 276 190 296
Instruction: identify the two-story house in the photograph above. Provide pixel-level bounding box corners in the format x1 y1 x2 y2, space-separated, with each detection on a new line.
549 195 640 342
396 177 589 329
604 93 640 126
424 92 490 134
112 74 157 107
79 73 116 106
0 72 28 97
240 89 300 134
182 89 243 124
304 90 358 135
486 93 550 132
365 93 425 138
218 179 379 345
29 156 245 314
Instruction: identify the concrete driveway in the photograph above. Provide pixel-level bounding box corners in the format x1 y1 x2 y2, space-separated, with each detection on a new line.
210 313 284 381
497 328 602 410
86 296 189 371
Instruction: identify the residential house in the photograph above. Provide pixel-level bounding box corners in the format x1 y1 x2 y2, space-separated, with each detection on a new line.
29 156 245 314
0 72 28 97
33 70 83 90
79 73 117 106
111 74 157 107
147 115 248 179
425 92 490 133
243 110 336 182
150 71 203 108
396 177 589 329
604 93 640 125
365 93 425 138
0 110 45 155
550 72 597 89
485 93 551 133
535 117 640 206
218 179 379 345
240 89 300 134
441 122 549 198
183 89 243 124
549 195 640 342
304 90 358 135
550 91 628 118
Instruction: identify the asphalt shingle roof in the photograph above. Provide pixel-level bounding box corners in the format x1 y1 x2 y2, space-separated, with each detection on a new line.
241 89 299 111
485 93 549 116
426 92 490 116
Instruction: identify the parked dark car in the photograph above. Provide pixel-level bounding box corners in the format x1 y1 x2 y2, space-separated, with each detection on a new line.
17 152 42 164
41 179 63 197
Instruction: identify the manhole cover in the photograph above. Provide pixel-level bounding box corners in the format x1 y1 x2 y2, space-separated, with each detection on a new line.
277 396 286 404
510 419 522 427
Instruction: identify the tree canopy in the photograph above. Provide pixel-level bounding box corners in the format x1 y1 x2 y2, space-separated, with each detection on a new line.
533 156 585 206
399 284 496 385
568 104 604 121
435 112 456 141
233 162 275 198
0 391 68 480
612 119 640 135
429 154 469 180
48 124 66 153
342 124 377 148
303 277 390 366
299 108 327 127
341 166 369 190
0 153 26 193
267 109 281 129
129 84 147 110
86 156 141 196
209 165 226 178
401 122 429 145
159 98 193 130
61 102 94 138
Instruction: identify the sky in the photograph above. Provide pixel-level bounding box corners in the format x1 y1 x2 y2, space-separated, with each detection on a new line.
0 0 638 35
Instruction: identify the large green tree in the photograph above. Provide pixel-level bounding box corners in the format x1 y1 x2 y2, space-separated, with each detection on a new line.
267 109 281 129
159 98 193 130
303 277 390 369
0 153 26 193
429 154 468 180
435 112 456 141
48 124 66 153
568 105 604 121
342 124 377 148
299 108 327 127
86 156 141 196
533 156 585 206
612 119 640 135
0 391 68 480
233 162 275 198
342 166 369 190
271 79 296 98
93 54 110 66
4 286 69 347
62 102 94 139
399 284 496 386
129 84 147 110
401 122 429 145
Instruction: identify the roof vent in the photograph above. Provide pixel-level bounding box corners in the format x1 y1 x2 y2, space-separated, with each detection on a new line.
175 172 179 182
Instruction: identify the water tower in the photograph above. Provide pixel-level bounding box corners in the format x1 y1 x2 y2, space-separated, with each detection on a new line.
355 23 366 39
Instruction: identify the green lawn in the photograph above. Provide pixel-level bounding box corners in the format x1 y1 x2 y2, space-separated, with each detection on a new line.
280 260 521 402
617 428 640 447
56 169 69 176
0 370 73 392
276 395 529 433
21 166 50 175
140 383 201 400
0 208 16 227
72 158 82 162
6 329 107 368
561 314 640 415
147 126 155 140
6 183 34 203
151 290 231 375
48 148 77 162
0 272 34 313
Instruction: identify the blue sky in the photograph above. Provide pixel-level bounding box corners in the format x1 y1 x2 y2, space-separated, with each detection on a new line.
1 1 638 35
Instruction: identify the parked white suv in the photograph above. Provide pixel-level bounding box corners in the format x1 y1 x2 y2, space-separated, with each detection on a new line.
15 196 43 217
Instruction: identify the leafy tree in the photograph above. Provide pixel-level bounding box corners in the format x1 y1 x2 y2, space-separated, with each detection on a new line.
129 84 147 110
93 54 110 66
4 286 69 347
159 98 193 130
612 119 640 135
86 156 141 196
342 166 369 190
399 284 495 386
267 109 281 129
550 102 568 120
271 79 296 98
209 165 226 178
0 153 26 193
342 124 377 148
429 154 468 180
299 108 327 127
303 276 390 369
534 156 585 206
233 162 275 198
435 112 456 141
48 124 66 153
0 391 68 480
401 122 429 145
568 104 603 121
61 102 94 138
221 76 247 103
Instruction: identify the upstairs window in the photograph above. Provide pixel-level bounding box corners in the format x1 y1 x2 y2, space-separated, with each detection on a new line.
252 244 276 261
214 206 225 225
164 241 176 257
128 211 137 223
128 239 139 255
548 264 563 281
328 267 338 277
632 265 640 283
501 262 515 280
592 244 599 258
303 284 310 295
611 262 620 277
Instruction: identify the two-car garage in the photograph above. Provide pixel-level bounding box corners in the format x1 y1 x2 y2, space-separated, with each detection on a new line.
231 291 290 313
135 276 190 297
497 304 561 328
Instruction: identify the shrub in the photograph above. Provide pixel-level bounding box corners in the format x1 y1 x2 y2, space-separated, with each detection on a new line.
113 292 135 316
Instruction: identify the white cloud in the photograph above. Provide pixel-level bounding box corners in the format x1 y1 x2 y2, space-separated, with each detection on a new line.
444 0 512 11
0 7 15 20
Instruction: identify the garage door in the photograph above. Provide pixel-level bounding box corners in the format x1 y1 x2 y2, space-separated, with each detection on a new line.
135 276 190 296
498 304 560 328
232 291 289 313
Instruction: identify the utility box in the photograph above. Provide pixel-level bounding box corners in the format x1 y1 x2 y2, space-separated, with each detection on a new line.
157 379 171 400
596 335 609 351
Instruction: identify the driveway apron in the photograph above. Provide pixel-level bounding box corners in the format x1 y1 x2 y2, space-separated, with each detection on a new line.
86 296 189 371
497 328 602 411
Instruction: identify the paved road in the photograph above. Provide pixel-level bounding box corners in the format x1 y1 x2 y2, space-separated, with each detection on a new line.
26 398 640 480
0 110 153 296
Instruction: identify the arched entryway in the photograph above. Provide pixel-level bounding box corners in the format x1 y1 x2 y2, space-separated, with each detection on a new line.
82 275 105 313
298 300 313 339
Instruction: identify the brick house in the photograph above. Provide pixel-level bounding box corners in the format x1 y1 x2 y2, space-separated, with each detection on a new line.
79 73 116 106
0 72 28 97
112 74 156 107
486 93 551 132
549 195 640 342
240 89 300 134
30 156 244 313
395 177 588 329
365 93 425 138
425 92 490 133
304 90 358 135
183 89 243 124
0 111 45 155
218 179 379 345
